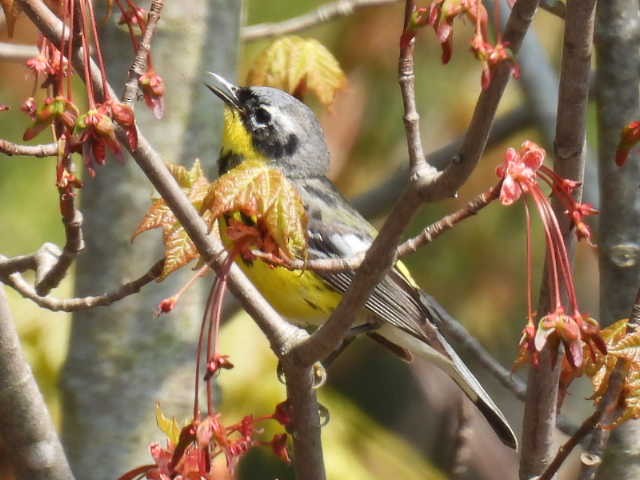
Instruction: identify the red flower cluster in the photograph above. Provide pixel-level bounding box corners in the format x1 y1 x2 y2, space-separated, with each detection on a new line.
20 0 161 177
409 0 518 88
497 141 604 370
119 402 293 480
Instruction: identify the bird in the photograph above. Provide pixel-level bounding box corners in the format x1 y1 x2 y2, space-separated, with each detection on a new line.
205 72 518 450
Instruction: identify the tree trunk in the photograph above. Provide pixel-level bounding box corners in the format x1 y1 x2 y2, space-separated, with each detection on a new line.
60 2 241 478
594 0 640 478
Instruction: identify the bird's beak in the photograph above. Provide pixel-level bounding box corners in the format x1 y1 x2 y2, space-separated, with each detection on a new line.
204 72 242 110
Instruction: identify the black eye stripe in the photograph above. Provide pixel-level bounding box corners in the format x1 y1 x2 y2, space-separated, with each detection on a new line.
254 107 271 124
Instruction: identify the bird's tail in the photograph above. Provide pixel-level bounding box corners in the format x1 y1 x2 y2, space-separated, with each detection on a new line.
376 298 518 450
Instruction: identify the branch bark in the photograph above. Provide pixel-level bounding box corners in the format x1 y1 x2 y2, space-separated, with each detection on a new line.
3 260 163 311
0 41 37 61
519 0 596 477
0 140 58 157
589 2 640 477
0 286 75 480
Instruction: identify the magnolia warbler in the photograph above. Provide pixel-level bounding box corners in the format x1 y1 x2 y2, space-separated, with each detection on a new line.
205 73 517 450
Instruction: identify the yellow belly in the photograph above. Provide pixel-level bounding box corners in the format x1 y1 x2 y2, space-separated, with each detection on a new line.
219 218 342 326
234 255 343 327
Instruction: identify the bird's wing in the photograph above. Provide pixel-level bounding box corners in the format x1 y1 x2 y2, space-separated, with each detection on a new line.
296 177 518 450
296 177 445 351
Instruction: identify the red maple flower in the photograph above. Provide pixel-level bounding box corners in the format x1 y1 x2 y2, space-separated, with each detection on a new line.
140 69 166 119
74 107 123 175
497 141 604 370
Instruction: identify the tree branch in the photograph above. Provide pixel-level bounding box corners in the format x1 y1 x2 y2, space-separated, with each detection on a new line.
16 0 300 359
420 0 541 202
0 286 75 480
429 297 527 401
121 0 163 106
241 0 400 41
253 181 502 272
519 0 596 477
289 0 430 367
353 106 530 218
0 41 37 61
34 207 84 296
2 259 164 312
0 140 58 157
539 363 626 480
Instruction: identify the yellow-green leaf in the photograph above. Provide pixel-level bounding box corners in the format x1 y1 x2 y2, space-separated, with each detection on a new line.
168 159 205 189
609 330 640 363
133 160 211 280
202 160 308 262
155 403 182 446
131 199 174 240
246 36 347 106
161 223 199 280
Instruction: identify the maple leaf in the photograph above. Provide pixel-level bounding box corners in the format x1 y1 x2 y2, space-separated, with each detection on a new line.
1 0 21 38
246 36 347 106
583 319 640 428
133 159 212 279
202 159 308 263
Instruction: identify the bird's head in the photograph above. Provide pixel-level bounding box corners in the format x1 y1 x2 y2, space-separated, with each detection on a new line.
205 73 330 178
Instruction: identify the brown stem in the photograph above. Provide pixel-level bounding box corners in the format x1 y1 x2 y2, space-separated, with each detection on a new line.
290 0 430 366
282 362 326 480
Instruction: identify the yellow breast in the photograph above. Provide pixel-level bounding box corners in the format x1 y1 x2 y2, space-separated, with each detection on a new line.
219 221 342 326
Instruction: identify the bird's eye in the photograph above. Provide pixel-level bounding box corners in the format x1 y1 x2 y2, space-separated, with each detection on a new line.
253 107 271 125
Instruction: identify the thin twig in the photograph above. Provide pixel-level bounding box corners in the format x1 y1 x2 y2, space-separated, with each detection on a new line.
429 295 527 401
0 243 64 277
35 208 84 295
0 254 37 275
253 182 502 272
241 0 400 41
424 0 541 203
0 41 37 61
0 140 58 157
450 398 473 480
3 259 164 311
353 106 530 218
122 0 163 105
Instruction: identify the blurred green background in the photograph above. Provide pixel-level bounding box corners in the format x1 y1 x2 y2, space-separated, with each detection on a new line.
0 1 598 478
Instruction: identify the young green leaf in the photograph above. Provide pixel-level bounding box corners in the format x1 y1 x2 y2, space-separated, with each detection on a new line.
246 36 347 106
133 159 211 279
202 159 308 263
